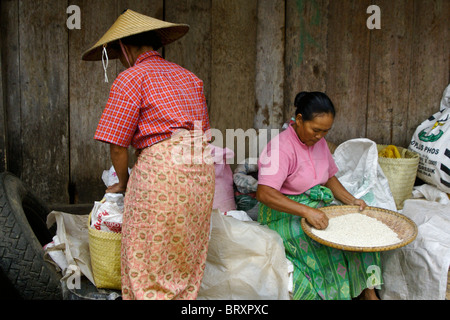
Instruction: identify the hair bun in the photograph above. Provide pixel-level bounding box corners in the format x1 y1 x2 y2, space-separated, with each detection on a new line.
294 91 309 107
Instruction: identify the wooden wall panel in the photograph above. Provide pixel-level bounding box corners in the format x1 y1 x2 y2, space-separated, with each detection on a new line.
366 0 414 146
0 4 8 172
285 0 329 120
325 0 371 145
254 0 285 131
406 0 450 145
69 0 119 203
1 0 21 177
18 0 69 203
210 0 257 163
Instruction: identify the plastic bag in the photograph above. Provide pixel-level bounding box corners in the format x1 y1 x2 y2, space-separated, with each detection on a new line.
408 84 450 193
333 138 397 211
90 193 124 233
90 166 130 233
102 165 131 188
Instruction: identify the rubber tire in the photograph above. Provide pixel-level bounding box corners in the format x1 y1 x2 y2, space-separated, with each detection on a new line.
0 172 62 299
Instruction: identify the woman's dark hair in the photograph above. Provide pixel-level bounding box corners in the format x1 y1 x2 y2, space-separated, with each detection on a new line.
120 30 163 51
294 91 335 121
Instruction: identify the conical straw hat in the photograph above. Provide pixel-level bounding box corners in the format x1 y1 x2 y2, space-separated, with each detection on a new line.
82 9 189 61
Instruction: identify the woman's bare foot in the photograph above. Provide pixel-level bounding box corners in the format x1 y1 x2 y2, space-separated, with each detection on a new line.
359 288 380 300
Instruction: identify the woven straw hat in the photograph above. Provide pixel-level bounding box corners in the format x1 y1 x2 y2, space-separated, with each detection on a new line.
82 9 189 61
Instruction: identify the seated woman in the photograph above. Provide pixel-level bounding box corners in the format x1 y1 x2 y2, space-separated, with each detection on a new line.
256 91 381 300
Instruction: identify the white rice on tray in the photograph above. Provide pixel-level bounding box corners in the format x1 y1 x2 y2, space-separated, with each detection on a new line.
311 213 401 247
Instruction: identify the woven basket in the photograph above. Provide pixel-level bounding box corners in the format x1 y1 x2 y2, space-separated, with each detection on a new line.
88 213 122 290
301 205 418 252
377 144 419 210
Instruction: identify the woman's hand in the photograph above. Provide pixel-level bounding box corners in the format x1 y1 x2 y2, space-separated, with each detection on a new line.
305 208 329 230
352 198 367 211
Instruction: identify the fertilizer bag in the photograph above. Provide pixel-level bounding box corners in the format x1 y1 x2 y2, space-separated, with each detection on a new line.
409 84 450 193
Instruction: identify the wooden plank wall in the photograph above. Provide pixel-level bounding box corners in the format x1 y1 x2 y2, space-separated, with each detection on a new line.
1 0 449 205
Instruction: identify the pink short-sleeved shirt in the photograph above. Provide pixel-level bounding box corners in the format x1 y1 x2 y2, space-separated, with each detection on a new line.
257 124 338 195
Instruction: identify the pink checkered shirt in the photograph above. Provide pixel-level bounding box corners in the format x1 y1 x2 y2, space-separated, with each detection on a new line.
94 51 210 149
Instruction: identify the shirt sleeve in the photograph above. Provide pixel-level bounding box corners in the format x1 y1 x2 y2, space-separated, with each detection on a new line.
257 138 289 191
94 75 140 147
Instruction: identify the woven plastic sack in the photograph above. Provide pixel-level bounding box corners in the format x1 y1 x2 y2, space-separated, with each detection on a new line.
88 212 122 290
333 138 397 211
377 145 419 210
197 210 290 300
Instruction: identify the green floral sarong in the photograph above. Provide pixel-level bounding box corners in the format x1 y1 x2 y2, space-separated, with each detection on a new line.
258 185 383 300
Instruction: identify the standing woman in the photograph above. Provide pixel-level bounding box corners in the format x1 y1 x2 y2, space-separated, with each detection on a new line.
256 91 382 300
82 10 215 300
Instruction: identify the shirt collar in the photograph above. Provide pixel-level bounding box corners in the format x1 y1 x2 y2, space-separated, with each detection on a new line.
134 50 162 66
288 124 307 147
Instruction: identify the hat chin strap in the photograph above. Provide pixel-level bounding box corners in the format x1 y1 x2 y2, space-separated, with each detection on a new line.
102 44 109 83
101 41 132 83
119 40 132 68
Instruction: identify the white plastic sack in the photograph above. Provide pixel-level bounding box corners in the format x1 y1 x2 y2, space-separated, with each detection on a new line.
409 84 450 193
380 199 450 300
333 138 397 211
197 210 290 300
411 184 450 205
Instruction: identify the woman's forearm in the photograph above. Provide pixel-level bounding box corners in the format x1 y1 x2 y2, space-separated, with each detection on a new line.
324 176 356 205
109 143 129 190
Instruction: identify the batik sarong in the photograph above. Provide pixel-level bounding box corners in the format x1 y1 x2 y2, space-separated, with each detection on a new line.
258 185 383 300
121 130 215 300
